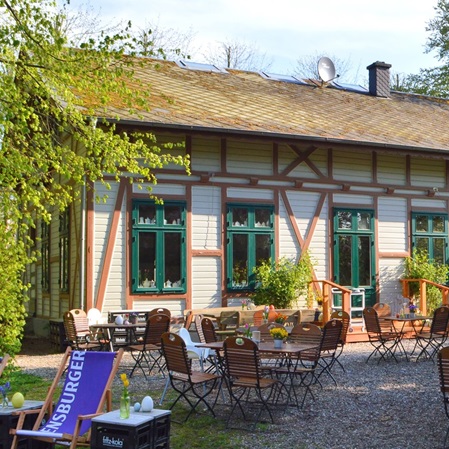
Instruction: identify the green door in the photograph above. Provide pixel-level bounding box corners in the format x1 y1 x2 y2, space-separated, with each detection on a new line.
333 209 376 314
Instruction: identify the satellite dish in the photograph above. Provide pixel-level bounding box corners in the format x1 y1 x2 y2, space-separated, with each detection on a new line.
317 57 337 83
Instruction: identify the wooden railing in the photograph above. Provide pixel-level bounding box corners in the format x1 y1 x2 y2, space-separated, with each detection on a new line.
309 280 352 323
400 278 449 315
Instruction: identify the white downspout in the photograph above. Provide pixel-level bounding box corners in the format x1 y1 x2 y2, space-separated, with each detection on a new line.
80 178 86 310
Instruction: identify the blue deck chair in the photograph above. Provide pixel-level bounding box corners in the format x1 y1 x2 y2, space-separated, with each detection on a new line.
10 347 123 449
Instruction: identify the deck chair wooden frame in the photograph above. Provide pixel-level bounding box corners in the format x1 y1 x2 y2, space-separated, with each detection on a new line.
161 332 220 423
10 347 123 449
0 354 10 377
438 346 449 448
223 336 286 429
127 313 170 379
413 306 449 362
363 307 403 364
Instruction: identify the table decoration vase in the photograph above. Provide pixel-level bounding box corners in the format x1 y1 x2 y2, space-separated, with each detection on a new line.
274 338 283 349
119 396 130 419
119 373 130 419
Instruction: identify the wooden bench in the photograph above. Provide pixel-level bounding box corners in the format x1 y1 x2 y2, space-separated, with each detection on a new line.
184 306 316 331
184 306 264 330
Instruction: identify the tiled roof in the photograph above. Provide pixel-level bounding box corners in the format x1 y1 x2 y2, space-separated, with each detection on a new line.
104 58 449 152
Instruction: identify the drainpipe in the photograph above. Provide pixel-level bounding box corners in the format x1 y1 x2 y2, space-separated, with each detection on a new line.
80 178 86 310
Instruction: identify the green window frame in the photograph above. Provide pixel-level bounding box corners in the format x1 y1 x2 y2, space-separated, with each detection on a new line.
412 212 448 264
226 204 275 291
131 200 186 293
59 208 70 292
41 221 50 293
333 208 375 289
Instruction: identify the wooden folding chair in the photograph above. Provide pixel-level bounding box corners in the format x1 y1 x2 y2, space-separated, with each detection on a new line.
197 317 224 374
413 306 449 362
127 313 170 379
315 319 343 385
438 346 449 448
63 310 105 351
216 311 239 339
10 347 123 449
363 307 403 363
161 332 220 422
198 317 218 343
147 307 171 319
257 323 284 342
223 336 286 429
276 323 322 407
373 302 391 317
329 310 350 372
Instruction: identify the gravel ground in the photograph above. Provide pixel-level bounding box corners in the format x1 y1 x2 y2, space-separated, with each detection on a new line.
13 337 448 449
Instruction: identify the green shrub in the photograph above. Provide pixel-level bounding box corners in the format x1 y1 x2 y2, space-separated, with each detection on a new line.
403 248 449 314
251 253 314 309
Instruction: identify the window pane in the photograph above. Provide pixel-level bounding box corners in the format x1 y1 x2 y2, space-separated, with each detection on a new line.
164 205 182 225
433 216 445 233
139 233 156 288
338 235 352 285
232 208 248 227
255 234 271 266
232 234 248 287
415 215 428 233
358 236 371 285
415 237 429 252
42 242 49 292
357 213 371 230
338 211 352 230
59 236 69 291
434 238 446 264
139 205 156 225
255 209 271 227
164 233 182 287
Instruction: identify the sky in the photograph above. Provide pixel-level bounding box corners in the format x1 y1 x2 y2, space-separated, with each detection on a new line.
67 0 440 84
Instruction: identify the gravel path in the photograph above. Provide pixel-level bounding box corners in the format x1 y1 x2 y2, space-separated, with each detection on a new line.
13 337 448 449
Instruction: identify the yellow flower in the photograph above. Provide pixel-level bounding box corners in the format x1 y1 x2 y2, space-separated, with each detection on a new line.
270 327 288 340
120 373 129 388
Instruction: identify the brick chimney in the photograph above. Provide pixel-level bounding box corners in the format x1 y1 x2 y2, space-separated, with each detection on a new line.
367 61 391 98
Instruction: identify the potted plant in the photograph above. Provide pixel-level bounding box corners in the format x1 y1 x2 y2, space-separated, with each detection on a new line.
269 327 288 348
403 248 449 315
251 253 315 309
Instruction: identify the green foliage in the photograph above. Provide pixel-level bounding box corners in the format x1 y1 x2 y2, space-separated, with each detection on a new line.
403 248 449 314
2 370 51 400
0 0 190 355
393 66 449 98
394 1 449 98
251 254 314 309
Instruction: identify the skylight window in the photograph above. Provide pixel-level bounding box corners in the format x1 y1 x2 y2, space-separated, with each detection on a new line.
332 82 369 94
177 60 228 74
259 72 308 85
